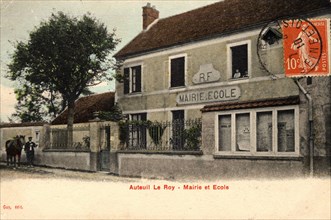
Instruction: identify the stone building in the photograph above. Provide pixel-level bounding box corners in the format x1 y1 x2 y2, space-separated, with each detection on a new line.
113 0 330 178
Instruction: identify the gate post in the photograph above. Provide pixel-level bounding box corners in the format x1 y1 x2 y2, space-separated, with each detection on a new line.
89 120 101 171
43 124 51 149
109 122 120 175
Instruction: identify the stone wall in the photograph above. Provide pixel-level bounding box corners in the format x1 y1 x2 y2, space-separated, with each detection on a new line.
0 124 46 162
39 150 93 171
116 153 304 180
298 77 331 175
1 121 120 172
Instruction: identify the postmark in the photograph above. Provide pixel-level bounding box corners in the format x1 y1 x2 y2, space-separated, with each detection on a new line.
257 18 330 78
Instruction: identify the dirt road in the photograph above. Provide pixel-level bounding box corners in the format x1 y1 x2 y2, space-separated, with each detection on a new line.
0 163 137 182
1 164 330 220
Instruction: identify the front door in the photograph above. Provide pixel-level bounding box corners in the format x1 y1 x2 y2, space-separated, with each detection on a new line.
172 110 185 150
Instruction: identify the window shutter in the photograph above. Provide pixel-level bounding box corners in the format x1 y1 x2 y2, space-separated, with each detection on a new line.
171 57 185 87
124 68 130 94
139 113 147 121
135 66 142 92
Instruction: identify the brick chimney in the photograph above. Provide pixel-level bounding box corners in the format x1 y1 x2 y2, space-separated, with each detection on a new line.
142 3 159 30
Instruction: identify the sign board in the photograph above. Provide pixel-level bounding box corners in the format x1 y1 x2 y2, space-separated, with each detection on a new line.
176 86 241 105
192 64 221 84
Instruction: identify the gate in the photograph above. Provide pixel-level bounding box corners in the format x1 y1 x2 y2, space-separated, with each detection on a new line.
99 125 111 171
99 150 110 171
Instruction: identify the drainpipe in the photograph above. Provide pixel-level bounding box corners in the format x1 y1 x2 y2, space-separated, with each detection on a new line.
294 79 314 177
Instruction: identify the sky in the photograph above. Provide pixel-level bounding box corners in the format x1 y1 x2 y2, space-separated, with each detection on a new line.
0 0 219 122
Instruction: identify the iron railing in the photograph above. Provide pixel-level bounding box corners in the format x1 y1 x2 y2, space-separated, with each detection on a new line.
119 119 202 151
49 125 90 150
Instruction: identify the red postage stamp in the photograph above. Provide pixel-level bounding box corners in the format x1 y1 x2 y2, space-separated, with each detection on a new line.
282 19 330 77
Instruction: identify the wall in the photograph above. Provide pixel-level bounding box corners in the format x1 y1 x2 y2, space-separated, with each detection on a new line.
116 28 299 124
1 121 120 172
39 150 92 171
0 124 46 162
116 153 304 180
298 77 331 175
42 121 119 171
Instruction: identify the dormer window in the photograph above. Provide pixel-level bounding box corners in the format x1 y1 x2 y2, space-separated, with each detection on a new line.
261 27 283 46
124 65 142 94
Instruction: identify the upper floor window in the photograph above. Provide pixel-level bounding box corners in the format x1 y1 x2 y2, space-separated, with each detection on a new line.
227 41 251 80
124 65 142 94
170 56 185 88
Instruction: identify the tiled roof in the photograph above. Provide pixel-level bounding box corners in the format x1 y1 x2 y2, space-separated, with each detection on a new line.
115 0 331 59
201 96 300 112
51 92 115 125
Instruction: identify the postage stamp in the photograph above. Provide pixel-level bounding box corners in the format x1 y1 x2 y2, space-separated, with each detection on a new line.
257 18 330 78
282 19 330 77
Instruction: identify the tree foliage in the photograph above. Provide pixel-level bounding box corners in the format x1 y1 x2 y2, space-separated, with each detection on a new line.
99 103 124 122
11 82 61 122
11 83 94 123
7 12 121 145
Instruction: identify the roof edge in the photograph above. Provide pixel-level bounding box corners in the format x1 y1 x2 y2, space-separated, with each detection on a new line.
0 122 47 128
201 96 300 113
114 6 331 60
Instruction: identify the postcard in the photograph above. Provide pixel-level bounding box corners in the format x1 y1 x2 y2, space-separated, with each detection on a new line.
1 1 330 219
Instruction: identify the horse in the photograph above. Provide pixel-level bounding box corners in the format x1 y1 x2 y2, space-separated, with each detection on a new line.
5 135 25 167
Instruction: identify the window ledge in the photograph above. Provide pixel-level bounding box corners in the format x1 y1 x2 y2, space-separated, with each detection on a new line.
169 86 186 92
213 154 303 161
124 92 143 97
229 76 249 81
43 149 91 153
116 150 203 156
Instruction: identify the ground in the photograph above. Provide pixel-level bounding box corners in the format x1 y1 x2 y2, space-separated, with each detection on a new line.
1 163 330 220
0 163 136 182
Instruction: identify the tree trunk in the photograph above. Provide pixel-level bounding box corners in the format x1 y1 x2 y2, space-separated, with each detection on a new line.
67 100 75 148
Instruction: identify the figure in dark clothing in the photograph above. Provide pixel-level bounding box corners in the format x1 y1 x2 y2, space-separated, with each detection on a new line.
24 137 36 167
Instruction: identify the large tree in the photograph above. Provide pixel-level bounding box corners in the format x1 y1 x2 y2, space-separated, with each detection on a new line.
7 12 120 146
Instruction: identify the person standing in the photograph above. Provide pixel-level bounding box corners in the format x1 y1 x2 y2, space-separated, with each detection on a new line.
233 69 241 79
24 136 36 167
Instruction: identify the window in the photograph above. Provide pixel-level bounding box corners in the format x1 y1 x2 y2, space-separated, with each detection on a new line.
129 113 147 149
277 110 295 152
124 65 142 94
218 115 231 151
235 113 250 151
227 41 250 79
171 110 185 150
170 56 185 88
216 106 298 156
256 112 272 152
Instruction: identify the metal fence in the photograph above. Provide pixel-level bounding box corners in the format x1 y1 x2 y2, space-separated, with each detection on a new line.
119 119 202 151
50 125 90 150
